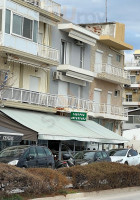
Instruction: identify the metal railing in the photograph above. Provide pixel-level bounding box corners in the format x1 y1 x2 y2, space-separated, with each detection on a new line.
125 62 140 67
38 43 59 62
94 63 130 79
2 87 127 118
22 0 61 16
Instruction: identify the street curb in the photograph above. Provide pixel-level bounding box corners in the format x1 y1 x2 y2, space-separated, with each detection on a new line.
31 187 140 200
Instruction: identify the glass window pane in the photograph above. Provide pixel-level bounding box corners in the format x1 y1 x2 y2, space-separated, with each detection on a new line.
130 76 136 84
36 146 46 157
134 116 140 124
5 9 11 34
29 147 37 157
0 10 2 32
126 116 133 123
33 20 38 43
13 14 22 35
44 147 52 156
23 17 32 39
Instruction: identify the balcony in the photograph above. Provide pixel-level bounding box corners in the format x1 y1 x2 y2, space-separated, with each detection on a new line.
94 63 130 85
20 0 61 16
125 62 140 71
123 97 140 106
1 87 127 121
38 44 59 62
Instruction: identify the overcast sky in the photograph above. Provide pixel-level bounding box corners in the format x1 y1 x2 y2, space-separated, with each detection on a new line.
55 0 140 62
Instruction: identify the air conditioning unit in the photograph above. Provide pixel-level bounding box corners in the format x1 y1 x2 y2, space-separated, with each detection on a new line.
53 71 62 80
135 71 139 75
133 89 138 93
75 40 84 46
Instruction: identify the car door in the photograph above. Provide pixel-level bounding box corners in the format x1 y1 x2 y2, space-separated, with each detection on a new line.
128 149 139 165
44 147 54 168
36 146 48 167
94 152 103 162
101 151 111 162
24 147 37 168
126 149 137 166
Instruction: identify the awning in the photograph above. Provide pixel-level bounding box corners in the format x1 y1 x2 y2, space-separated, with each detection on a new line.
0 126 23 142
0 108 128 144
0 111 37 141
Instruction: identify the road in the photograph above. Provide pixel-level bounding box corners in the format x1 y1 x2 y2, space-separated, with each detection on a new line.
32 187 140 200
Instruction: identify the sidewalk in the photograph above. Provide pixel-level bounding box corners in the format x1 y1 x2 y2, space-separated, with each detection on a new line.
31 187 140 200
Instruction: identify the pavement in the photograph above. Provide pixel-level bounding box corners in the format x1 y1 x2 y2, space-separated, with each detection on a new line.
31 187 140 200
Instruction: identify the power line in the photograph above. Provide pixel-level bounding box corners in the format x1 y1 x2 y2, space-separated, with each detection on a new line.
105 0 107 22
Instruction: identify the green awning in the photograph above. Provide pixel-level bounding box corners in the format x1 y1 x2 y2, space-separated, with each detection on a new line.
0 108 128 144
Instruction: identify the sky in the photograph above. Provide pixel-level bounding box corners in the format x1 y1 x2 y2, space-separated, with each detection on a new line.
55 0 140 62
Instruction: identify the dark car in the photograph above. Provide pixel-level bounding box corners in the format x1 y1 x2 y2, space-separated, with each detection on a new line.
0 145 55 168
74 150 111 166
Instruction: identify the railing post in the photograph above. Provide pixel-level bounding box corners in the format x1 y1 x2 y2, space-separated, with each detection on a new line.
21 90 22 103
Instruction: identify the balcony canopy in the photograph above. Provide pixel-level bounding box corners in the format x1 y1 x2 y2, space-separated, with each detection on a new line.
58 23 99 46
100 35 133 50
0 108 128 144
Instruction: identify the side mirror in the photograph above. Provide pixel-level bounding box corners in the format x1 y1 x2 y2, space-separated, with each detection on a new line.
127 154 131 157
26 155 35 161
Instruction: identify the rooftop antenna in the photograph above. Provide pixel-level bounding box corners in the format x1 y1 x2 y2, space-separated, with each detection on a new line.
105 0 108 22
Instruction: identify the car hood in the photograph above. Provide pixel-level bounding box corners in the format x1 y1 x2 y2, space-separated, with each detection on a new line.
75 159 92 165
0 157 19 163
110 156 124 162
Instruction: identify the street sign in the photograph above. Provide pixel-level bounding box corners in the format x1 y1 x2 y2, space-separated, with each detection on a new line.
70 112 87 121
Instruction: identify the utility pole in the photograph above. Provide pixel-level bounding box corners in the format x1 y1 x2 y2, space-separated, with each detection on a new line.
105 0 107 23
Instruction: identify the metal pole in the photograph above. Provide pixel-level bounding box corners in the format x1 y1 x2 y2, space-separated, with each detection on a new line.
106 0 107 22
58 141 62 160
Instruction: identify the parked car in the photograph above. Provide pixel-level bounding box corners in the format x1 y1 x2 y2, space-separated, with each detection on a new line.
109 148 140 166
0 145 55 168
74 150 111 166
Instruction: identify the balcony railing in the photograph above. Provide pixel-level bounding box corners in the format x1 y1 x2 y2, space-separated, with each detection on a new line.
23 0 61 16
2 87 127 118
94 63 130 79
125 62 140 67
38 44 59 62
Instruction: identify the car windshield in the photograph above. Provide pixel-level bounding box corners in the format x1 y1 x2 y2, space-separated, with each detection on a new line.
110 149 128 157
74 152 96 160
0 146 28 158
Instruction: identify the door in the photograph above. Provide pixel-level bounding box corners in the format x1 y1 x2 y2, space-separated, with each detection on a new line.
24 147 37 168
29 76 40 92
58 81 68 107
106 55 112 74
94 90 101 112
107 92 112 114
36 146 48 167
61 41 71 65
95 52 102 73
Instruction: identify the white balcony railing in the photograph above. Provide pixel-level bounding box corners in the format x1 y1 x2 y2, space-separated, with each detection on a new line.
23 0 61 16
125 62 140 67
2 87 127 118
95 63 130 79
38 44 59 62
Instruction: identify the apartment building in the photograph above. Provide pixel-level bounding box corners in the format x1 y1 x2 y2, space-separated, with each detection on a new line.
0 0 131 152
123 50 140 131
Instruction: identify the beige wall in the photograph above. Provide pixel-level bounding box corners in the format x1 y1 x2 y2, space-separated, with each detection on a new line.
0 56 48 93
90 41 124 72
89 79 122 107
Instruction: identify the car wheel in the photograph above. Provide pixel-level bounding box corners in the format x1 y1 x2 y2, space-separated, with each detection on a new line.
124 161 128 165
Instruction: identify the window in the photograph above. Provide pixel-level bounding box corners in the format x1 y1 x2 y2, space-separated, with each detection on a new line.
126 94 132 102
0 10 2 31
5 9 11 34
61 40 70 64
44 147 52 156
102 151 108 158
126 116 133 124
134 116 140 124
130 76 136 84
80 47 84 68
29 147 37 158
12 14 32 39
116 54 121 62
128 149 138 157
33 20 38 43
36 146 46 157
114 90 120 97
95 152 103 159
